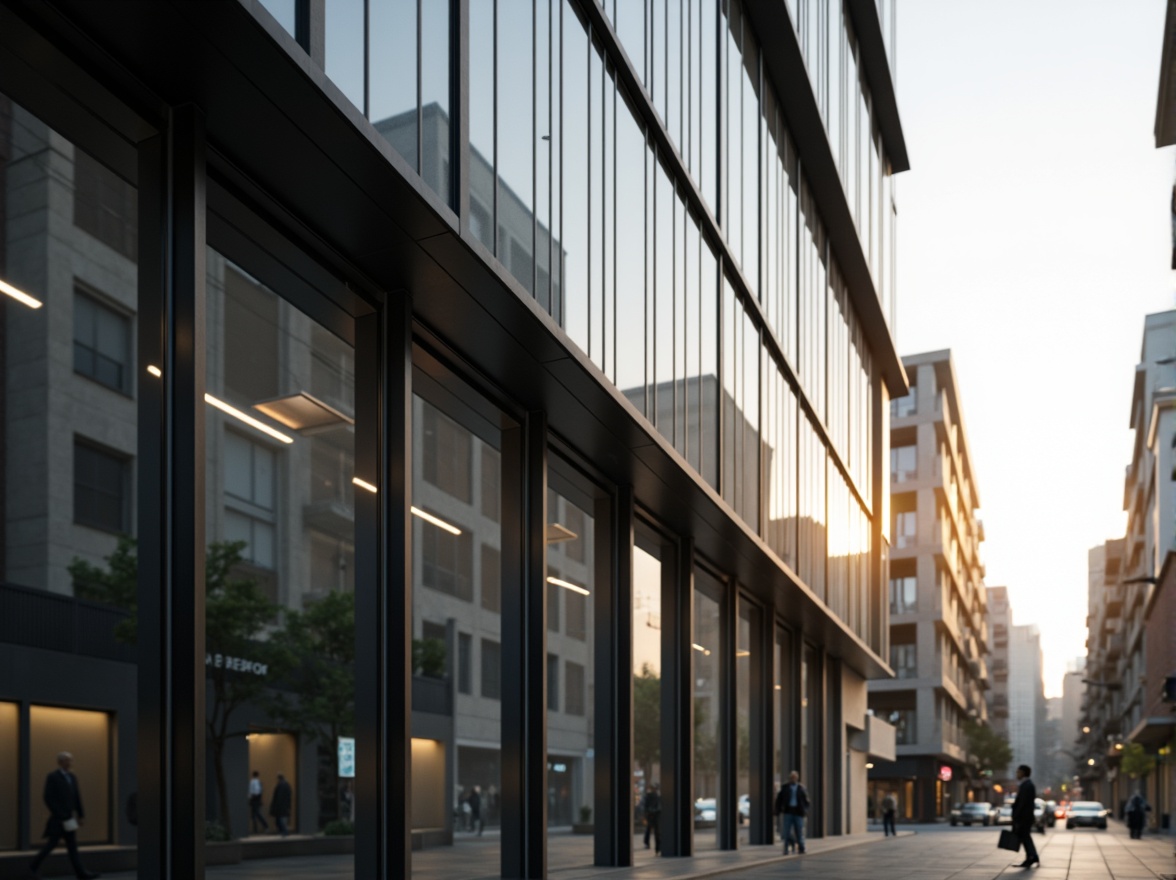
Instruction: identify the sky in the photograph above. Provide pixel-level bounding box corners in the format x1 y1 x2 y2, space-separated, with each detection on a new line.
895 0 1174 698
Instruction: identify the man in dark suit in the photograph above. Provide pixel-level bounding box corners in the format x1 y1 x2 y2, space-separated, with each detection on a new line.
1011 763 1040 868
269 773 293 837
28 751 99 879
773 770 810 854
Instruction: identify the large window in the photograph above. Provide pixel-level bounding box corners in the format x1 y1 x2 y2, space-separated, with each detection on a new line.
891 444 916 483
73 289 132 394
72 147 137 261
889 575 917 614
73 440 130 534
890 643 917 679
694 568 722 852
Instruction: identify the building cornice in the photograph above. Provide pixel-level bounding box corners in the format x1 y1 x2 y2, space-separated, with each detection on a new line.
845 0 909 173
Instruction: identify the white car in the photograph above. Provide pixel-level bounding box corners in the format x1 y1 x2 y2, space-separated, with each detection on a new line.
1065 801 1109 830
738 794 750 824
694 798 717 827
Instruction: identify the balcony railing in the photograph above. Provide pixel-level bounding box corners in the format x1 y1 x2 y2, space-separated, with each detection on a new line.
0 582 136 663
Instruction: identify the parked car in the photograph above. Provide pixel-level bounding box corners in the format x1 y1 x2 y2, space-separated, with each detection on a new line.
994 800 1045 832
1065 801 1109 830
951 802 996 826
1043 800 1058 828
694 798 717 828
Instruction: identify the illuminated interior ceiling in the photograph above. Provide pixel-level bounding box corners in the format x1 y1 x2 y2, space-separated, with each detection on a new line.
253 391 354 432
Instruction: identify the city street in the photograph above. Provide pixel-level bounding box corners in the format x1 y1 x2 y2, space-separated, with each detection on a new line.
79 821 1175 880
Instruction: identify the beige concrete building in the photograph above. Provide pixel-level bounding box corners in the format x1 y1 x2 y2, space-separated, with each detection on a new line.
869 350 990 821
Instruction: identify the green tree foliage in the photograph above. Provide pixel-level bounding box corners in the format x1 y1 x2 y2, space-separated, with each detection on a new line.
964 719 1013 779
412 636 447 678
633 664 661 781
69 535 139 642
69 538 281 837
267 590 356 823
1120 743 1156 780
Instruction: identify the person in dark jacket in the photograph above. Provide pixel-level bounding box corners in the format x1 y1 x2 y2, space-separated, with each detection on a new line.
467 785 483 836
641 782 662 853
1011 764 1039 868
773 770 810 854
269 774 292 837
28 751 100 879
1126 791 1151 839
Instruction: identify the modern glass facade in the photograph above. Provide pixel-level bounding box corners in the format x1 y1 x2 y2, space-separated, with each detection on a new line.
0 0 907 876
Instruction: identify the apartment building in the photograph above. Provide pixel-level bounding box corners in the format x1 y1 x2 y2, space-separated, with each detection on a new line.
869 350 989 822
986 586 1012 777
0 0 909 876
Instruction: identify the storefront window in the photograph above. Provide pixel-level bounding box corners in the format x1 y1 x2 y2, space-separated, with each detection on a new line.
411 384 503 878
204 246 356 869
0 95 140 859
693 569 722 852
545 455 602 870
633 540 663 861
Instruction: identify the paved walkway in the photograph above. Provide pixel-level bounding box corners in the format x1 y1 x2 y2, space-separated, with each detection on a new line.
42 819 1176 879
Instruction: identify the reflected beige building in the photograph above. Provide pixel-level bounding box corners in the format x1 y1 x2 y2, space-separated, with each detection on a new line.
869 350 990 821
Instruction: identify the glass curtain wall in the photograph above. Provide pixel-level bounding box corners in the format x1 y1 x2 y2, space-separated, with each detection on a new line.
0 93 140 856
735 600 753 845
203 247 356 870
321 0 454 206
632 541 663 861
545 455 600 871
692 568 722 852
410 386 503 878
774 627 793 843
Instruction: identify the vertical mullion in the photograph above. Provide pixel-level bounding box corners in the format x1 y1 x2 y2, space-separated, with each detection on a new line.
416 0 423 172
363 0 370 118
717 573 737 849
501 412 548 879
750 599 774 844
595 485 633 867
659 535 693 857
137 104 206 880
354 292 412 879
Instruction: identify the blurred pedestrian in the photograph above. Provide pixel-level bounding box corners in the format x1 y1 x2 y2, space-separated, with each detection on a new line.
28 751 99 879
881 790 897 837
774 770 809 854
1126 791 1151 840
641 782 662 854
248 771 269 834
468 785 483 836
1011 764 1039 868
269 773 292 837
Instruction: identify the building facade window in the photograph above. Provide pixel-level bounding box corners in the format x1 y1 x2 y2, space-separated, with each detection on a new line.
890 642 917 679
222 430 277 570
894 510 916 549
893 386 916 418
458 632 472 695
73 290 132 395
886 708 916 745
889 575 917 614
890 444 916 482
481 638 501 700
73 440 130 534
420 514 473 601
564 661 585 717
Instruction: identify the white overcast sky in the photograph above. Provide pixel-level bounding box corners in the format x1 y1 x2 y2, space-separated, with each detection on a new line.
895 0 1174 697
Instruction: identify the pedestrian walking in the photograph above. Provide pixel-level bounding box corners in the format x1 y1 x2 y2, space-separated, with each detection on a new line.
1011 764 1039 868
467 785 484 836
1125 790 1151 839
881 790 898 837
247 770 269 834
28 751 100 879
269 773 292 837
774 770 809 854
641 782 662 854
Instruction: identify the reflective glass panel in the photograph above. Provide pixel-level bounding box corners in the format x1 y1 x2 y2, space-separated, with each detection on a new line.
204 247 356 874
633 542 662 862
693 569 722 852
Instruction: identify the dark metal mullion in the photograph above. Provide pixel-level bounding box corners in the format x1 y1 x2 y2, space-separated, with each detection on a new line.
363 0 370 119
17 703 29 850
717 573 737 850
136 104 206 880
500 413 548 879
594 485 633 867
354 292 411 878
492 0 499 256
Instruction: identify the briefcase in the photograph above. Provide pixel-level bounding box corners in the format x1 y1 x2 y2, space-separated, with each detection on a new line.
997 829 1019 852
